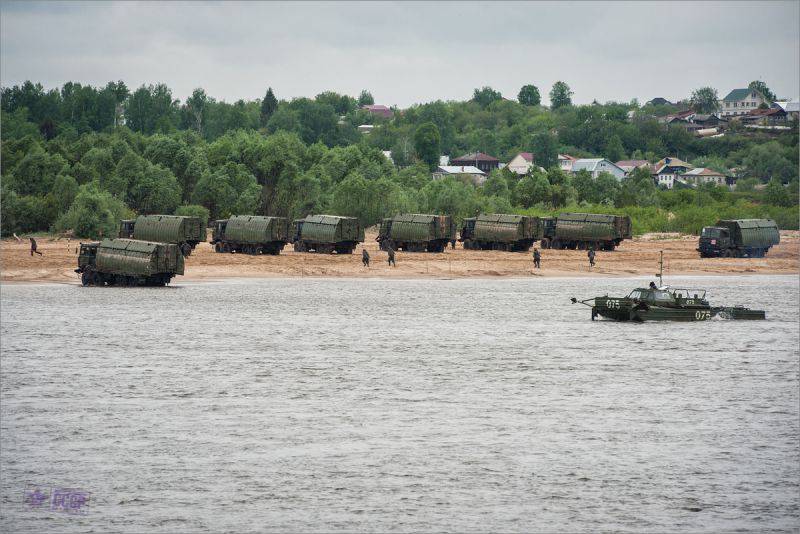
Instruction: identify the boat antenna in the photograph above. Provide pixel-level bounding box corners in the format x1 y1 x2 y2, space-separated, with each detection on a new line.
656 250 664 287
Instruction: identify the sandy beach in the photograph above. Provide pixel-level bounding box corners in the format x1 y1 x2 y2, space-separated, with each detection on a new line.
2 230 798 284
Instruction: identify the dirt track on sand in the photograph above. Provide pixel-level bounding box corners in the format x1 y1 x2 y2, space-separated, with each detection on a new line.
2 230 798 284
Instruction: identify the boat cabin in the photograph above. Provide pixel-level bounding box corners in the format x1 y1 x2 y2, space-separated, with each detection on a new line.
626 287 708 307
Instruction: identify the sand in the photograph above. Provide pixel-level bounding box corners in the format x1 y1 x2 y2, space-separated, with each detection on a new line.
2 230 798 284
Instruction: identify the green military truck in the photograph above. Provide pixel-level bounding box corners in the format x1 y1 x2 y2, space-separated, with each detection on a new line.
698 219 780 258
119 215 205 256
377 213 456 252
540 212 632 250
460 214 540 251
291 214 364 253
210 215 289 255
75 238 185 286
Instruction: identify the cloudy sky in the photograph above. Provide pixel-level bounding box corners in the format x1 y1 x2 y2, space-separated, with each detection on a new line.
2 1 798 107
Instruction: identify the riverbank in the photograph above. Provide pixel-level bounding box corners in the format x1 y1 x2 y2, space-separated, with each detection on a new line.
2 231 798 284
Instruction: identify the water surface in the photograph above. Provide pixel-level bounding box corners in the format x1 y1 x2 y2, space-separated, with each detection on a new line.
1 276 798 532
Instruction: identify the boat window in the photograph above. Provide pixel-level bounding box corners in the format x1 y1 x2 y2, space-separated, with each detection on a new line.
628 290 644 300
652 290 674 303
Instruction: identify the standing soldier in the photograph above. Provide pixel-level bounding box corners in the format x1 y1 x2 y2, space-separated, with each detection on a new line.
29 237 43 256
387 246 396 267
362 248 370 268
588 247 596 268
533 247 541 269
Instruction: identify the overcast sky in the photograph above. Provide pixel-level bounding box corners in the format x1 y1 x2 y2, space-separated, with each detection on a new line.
2 1 798 107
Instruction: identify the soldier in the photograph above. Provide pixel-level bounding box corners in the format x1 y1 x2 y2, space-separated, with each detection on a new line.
362 248 370 267
588 247 596 267
387 246 396 267
649 281 657 289
533 247 541 269
29 237 42 256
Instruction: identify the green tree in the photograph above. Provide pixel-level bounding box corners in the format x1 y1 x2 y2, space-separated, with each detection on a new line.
358 90 374 106
604 135 625 163
260 87 278 126
513 172 551 208
472 86 502 108
689 87 720 113
549 81 573 110
414 122 441 170
127 162 181 214
763 177 792 207
748 80 776 103
185 88 209 134
518 84 541 106
175 204 210 229
530 131 558 170
192 162 261 220
55 183 133 238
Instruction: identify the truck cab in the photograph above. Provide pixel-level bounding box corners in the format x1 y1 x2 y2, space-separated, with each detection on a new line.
459 218 476 242
75 242 99 276
376 218 393 243
211 219 228 244
698 226 731 257
118 220 136 239
290 219 305 243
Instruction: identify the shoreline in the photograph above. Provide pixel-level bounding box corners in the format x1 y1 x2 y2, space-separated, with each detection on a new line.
2 231 798 285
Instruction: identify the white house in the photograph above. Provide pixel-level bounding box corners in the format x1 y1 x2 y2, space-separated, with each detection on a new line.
718 88 767 118
558 154 576 172
506 152 534 175
432 165 487 185
652 157 694 189
570 158 626 180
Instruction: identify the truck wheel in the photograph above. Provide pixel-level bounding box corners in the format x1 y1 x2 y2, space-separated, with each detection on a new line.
551 240 561 249
181 243 192 257
724 249 733 258
214 243 222 253
540 238 550 249
255 246 263 255
81 271 91 286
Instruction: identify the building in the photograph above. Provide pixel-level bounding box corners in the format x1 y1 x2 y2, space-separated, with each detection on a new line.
691 114 725 128
439 155 450 166
506 152 535 175
652 157 694 189
718 88 767 118
741 107 788 126
450 152 500 174
361 104 393 119
558 154 576 172
646 97 674 106
433 165 487 185
771 100 800 121
570 158 626 180
615 159 651 176
382 151 394 165
680 167 727 187
357 124 374 134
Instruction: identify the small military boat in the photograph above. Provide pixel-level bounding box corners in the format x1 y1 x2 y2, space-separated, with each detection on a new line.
570 251 766 322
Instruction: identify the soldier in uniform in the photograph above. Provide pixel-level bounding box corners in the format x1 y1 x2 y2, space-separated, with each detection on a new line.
362 248 370 267
387 246 396 267
533 247 541 269
29 237 42 256
588 247 596 267
649 281 657 289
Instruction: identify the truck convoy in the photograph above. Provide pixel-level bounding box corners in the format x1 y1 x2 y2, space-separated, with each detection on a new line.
75 238 185 286
377 214 456 252
119 215 204 256
211 215 289 255
698 219 780 257
291 214 364 253
539 212 632 250
460 214 540 251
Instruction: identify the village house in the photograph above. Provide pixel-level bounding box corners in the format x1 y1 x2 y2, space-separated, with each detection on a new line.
652 157 694 189
771 100 800 121
506 152 535 175
361 104 394 119
558 154 576 172
450 152 500 174
432 165 487 185
679 167 727 187
718 88 768 118
741 107 788 126
570 158 626 180
646 97 674 107
615 159 651 176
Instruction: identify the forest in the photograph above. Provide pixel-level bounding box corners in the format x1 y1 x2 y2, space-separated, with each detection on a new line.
1 80 798 238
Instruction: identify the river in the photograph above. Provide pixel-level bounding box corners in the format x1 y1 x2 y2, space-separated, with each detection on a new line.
1 276 798 532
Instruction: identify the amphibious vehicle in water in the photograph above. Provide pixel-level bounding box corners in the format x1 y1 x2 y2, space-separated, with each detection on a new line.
75 238 185 286
570 252 766 321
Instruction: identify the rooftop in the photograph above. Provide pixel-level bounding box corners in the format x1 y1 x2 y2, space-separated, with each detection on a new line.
452 152 500 162
437 165 486 175
722 88 761 101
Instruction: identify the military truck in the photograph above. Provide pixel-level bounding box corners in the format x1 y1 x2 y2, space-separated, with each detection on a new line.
119 215 204 256
210 215 289 255
698 219 780 258
460 214 540 251
291 214 364 253
377 214 456 252
75 238 184 286
540 212 632 250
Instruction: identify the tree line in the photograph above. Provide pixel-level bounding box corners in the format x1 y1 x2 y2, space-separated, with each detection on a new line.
1 80 797 238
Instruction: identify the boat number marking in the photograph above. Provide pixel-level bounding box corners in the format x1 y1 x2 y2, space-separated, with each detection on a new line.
605 300 620 309
686 299 695 305
694 310 711 320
